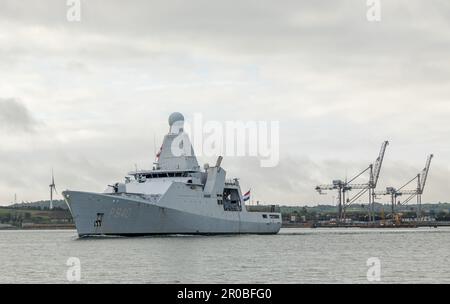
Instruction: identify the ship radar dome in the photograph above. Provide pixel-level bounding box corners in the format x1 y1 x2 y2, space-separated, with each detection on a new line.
168 112 184 126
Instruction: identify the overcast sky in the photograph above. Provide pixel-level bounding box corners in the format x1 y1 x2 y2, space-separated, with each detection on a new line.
0 0 449 206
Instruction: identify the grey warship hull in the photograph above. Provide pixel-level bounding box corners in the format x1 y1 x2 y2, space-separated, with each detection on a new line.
64 190 281 236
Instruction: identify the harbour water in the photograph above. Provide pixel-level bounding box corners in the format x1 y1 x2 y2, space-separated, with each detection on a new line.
1 228 449 284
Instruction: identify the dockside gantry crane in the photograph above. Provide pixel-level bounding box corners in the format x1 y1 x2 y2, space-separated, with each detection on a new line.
375 154 433 220
315 141 389 223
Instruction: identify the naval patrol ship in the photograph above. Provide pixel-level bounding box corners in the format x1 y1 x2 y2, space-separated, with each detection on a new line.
63 113 281 236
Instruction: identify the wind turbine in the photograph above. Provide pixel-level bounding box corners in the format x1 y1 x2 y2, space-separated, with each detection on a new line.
49 169 58 210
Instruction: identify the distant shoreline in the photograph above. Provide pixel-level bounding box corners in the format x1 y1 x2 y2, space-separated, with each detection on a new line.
2 224 450 231
0 224 76 230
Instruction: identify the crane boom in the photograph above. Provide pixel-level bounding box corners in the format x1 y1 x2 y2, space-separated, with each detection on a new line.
375 154 434 221
370 141 389 188
314 140 389 223
419 154 433 194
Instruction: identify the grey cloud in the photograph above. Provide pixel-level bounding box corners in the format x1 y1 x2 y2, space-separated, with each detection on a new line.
223 155 449 205
0 98 38 132
2 1 449 57
2 1 449 90
0 1 449 205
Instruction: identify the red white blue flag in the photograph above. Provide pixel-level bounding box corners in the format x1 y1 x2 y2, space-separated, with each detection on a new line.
243 190 250 201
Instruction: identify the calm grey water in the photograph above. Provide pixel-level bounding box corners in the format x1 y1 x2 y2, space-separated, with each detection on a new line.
0 228 449 283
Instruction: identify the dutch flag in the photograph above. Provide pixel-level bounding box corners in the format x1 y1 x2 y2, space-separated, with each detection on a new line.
243 190 251 201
